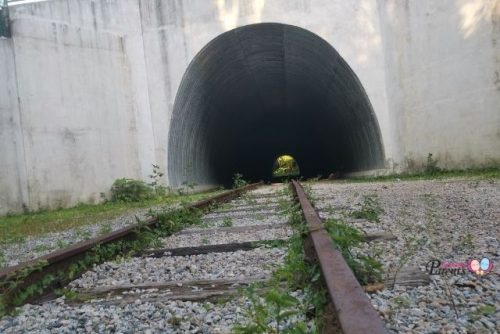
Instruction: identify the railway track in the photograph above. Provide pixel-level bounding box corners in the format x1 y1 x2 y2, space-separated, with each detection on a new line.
0 182 388 333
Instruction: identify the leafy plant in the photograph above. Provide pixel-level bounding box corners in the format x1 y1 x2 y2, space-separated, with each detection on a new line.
458 233 475 251
110 178 154 202
233 173 248 189
470 304 496 321
0 259 51 316
148 164 167 197
222 217 233 227
235 284 306 334
350 195 383 223
272 155 300 178
324 219 383 284
390 296 411 309
236 184 325 333
56 239 69 249
55 288 80 301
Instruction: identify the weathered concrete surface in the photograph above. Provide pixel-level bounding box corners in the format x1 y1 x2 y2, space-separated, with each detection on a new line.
379 0 500 169
0 0 499 213
0 38 28 214
4 0 146 212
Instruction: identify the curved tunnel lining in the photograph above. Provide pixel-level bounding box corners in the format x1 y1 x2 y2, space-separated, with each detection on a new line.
169 23 385 187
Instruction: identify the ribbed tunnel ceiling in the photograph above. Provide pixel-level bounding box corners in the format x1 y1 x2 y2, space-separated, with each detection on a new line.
168 23 384 187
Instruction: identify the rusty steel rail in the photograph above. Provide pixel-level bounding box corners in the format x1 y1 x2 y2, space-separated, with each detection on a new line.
291 180 387 334
0 182 262 307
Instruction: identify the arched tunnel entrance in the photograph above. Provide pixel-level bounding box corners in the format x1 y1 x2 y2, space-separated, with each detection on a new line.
168 23 385 187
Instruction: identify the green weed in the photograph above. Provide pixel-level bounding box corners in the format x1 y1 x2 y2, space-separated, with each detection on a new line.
350 195 383 223
75 229 92 240
459 233 475 251
0 206 202 316
390 296 411 309
56 239 69 249
233 173 248 189
236 184 326 333
110 178 154 202
324 219 383 285
235 283 307 334
474 305 495 316
222 217 233 227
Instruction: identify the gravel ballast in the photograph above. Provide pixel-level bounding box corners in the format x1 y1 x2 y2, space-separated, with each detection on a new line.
1 184 320 333
0 208 160 268
311 178 499 333
70 247 286 289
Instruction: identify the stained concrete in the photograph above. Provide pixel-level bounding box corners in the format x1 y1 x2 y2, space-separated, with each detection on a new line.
0 0 499 213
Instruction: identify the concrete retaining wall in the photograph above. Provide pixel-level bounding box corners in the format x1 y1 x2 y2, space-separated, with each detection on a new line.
0 38 27 214
379 0 500 170
0 0 499 214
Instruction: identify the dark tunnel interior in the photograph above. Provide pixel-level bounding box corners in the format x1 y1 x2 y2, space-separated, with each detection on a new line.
168 23 385 187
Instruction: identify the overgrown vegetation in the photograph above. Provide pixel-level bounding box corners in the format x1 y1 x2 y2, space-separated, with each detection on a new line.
148 164 167 196
222 217 233 227
298 184 383 285
0 165 218 244
272 155 300 178
0 189 221 244
0 205 204 316
110 164 168 202
235 186 326 333
324 219 383 285
350 195 383 223
235 252 324 334
233 173 248 188
110 178 155 202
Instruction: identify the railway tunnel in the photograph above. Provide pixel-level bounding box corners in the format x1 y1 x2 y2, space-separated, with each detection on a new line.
168 23 385 187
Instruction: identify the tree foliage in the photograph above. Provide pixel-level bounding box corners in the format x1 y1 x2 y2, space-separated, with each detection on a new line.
273 155 300 177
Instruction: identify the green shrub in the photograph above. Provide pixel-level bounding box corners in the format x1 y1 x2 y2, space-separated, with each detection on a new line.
233 173 248 188
325 219 383 285
350 195 383 223
110 178 154 202
148 164 167 196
